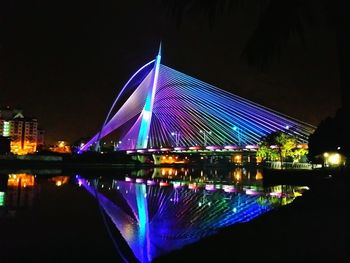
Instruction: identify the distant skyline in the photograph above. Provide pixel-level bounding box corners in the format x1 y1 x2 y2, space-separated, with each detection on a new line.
1 1 341 144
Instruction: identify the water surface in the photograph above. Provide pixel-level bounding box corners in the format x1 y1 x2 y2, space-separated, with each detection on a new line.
0 167 308 262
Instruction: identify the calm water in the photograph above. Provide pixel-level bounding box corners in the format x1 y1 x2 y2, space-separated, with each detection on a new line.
0 167 308 262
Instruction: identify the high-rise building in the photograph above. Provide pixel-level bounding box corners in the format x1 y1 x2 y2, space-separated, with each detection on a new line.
0 106 41 155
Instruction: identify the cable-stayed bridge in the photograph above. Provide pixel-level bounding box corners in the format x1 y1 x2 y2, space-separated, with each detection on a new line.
80 45 315 153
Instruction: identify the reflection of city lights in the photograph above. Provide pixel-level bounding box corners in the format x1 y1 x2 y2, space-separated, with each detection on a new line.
159 181 169 187
205 184 215 191
0 192 5 206
255 171 263 180
223 185 235 193
136 178 144 183
173 182 181 188
270 192 282 197
234 171 242 181
147 180 156 186
245 189 258 195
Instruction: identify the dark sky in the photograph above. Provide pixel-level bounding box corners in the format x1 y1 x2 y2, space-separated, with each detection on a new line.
0 1 341 145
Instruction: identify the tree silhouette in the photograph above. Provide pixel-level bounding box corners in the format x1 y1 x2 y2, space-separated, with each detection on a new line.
308 107 348 161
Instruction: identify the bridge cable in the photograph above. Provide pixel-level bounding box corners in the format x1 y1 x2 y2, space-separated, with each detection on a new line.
92 179 131 263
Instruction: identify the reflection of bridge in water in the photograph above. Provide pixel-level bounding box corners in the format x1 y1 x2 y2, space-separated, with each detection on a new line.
76 169 308 263
79 45 315 154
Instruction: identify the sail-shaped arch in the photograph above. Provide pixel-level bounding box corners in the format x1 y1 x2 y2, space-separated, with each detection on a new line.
80 46 315 152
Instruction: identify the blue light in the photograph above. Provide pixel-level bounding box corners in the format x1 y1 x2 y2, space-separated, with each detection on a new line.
136 44 162 149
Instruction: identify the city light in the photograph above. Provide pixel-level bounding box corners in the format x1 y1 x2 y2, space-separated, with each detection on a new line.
328 153 341 165
323 152 345 167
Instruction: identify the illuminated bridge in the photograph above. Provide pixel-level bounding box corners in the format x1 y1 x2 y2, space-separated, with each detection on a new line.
80 44 315 152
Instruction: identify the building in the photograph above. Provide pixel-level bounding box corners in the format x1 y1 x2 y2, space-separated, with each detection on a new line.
0 106 40 155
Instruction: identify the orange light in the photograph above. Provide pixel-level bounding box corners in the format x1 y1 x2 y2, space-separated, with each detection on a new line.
255 171 263 180
7 174 35 188
50 176 69 187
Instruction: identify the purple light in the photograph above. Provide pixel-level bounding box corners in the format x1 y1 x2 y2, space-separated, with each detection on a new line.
174 147 187 151
270 192 282 197
205 146 221 150
125 177 133 182
161 147 173 151
245 145 258 149
136 178 144 184
223 185 235 193
172 182 181 188
147 180 156 186
205 184 216 191
245 189 259 195
148 148 160 152
224 145 239 150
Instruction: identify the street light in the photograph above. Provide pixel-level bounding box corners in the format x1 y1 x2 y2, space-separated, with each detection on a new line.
200 129 212 146
171 131 181 147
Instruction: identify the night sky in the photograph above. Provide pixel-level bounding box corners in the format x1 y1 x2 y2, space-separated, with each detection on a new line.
0 1 341 145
